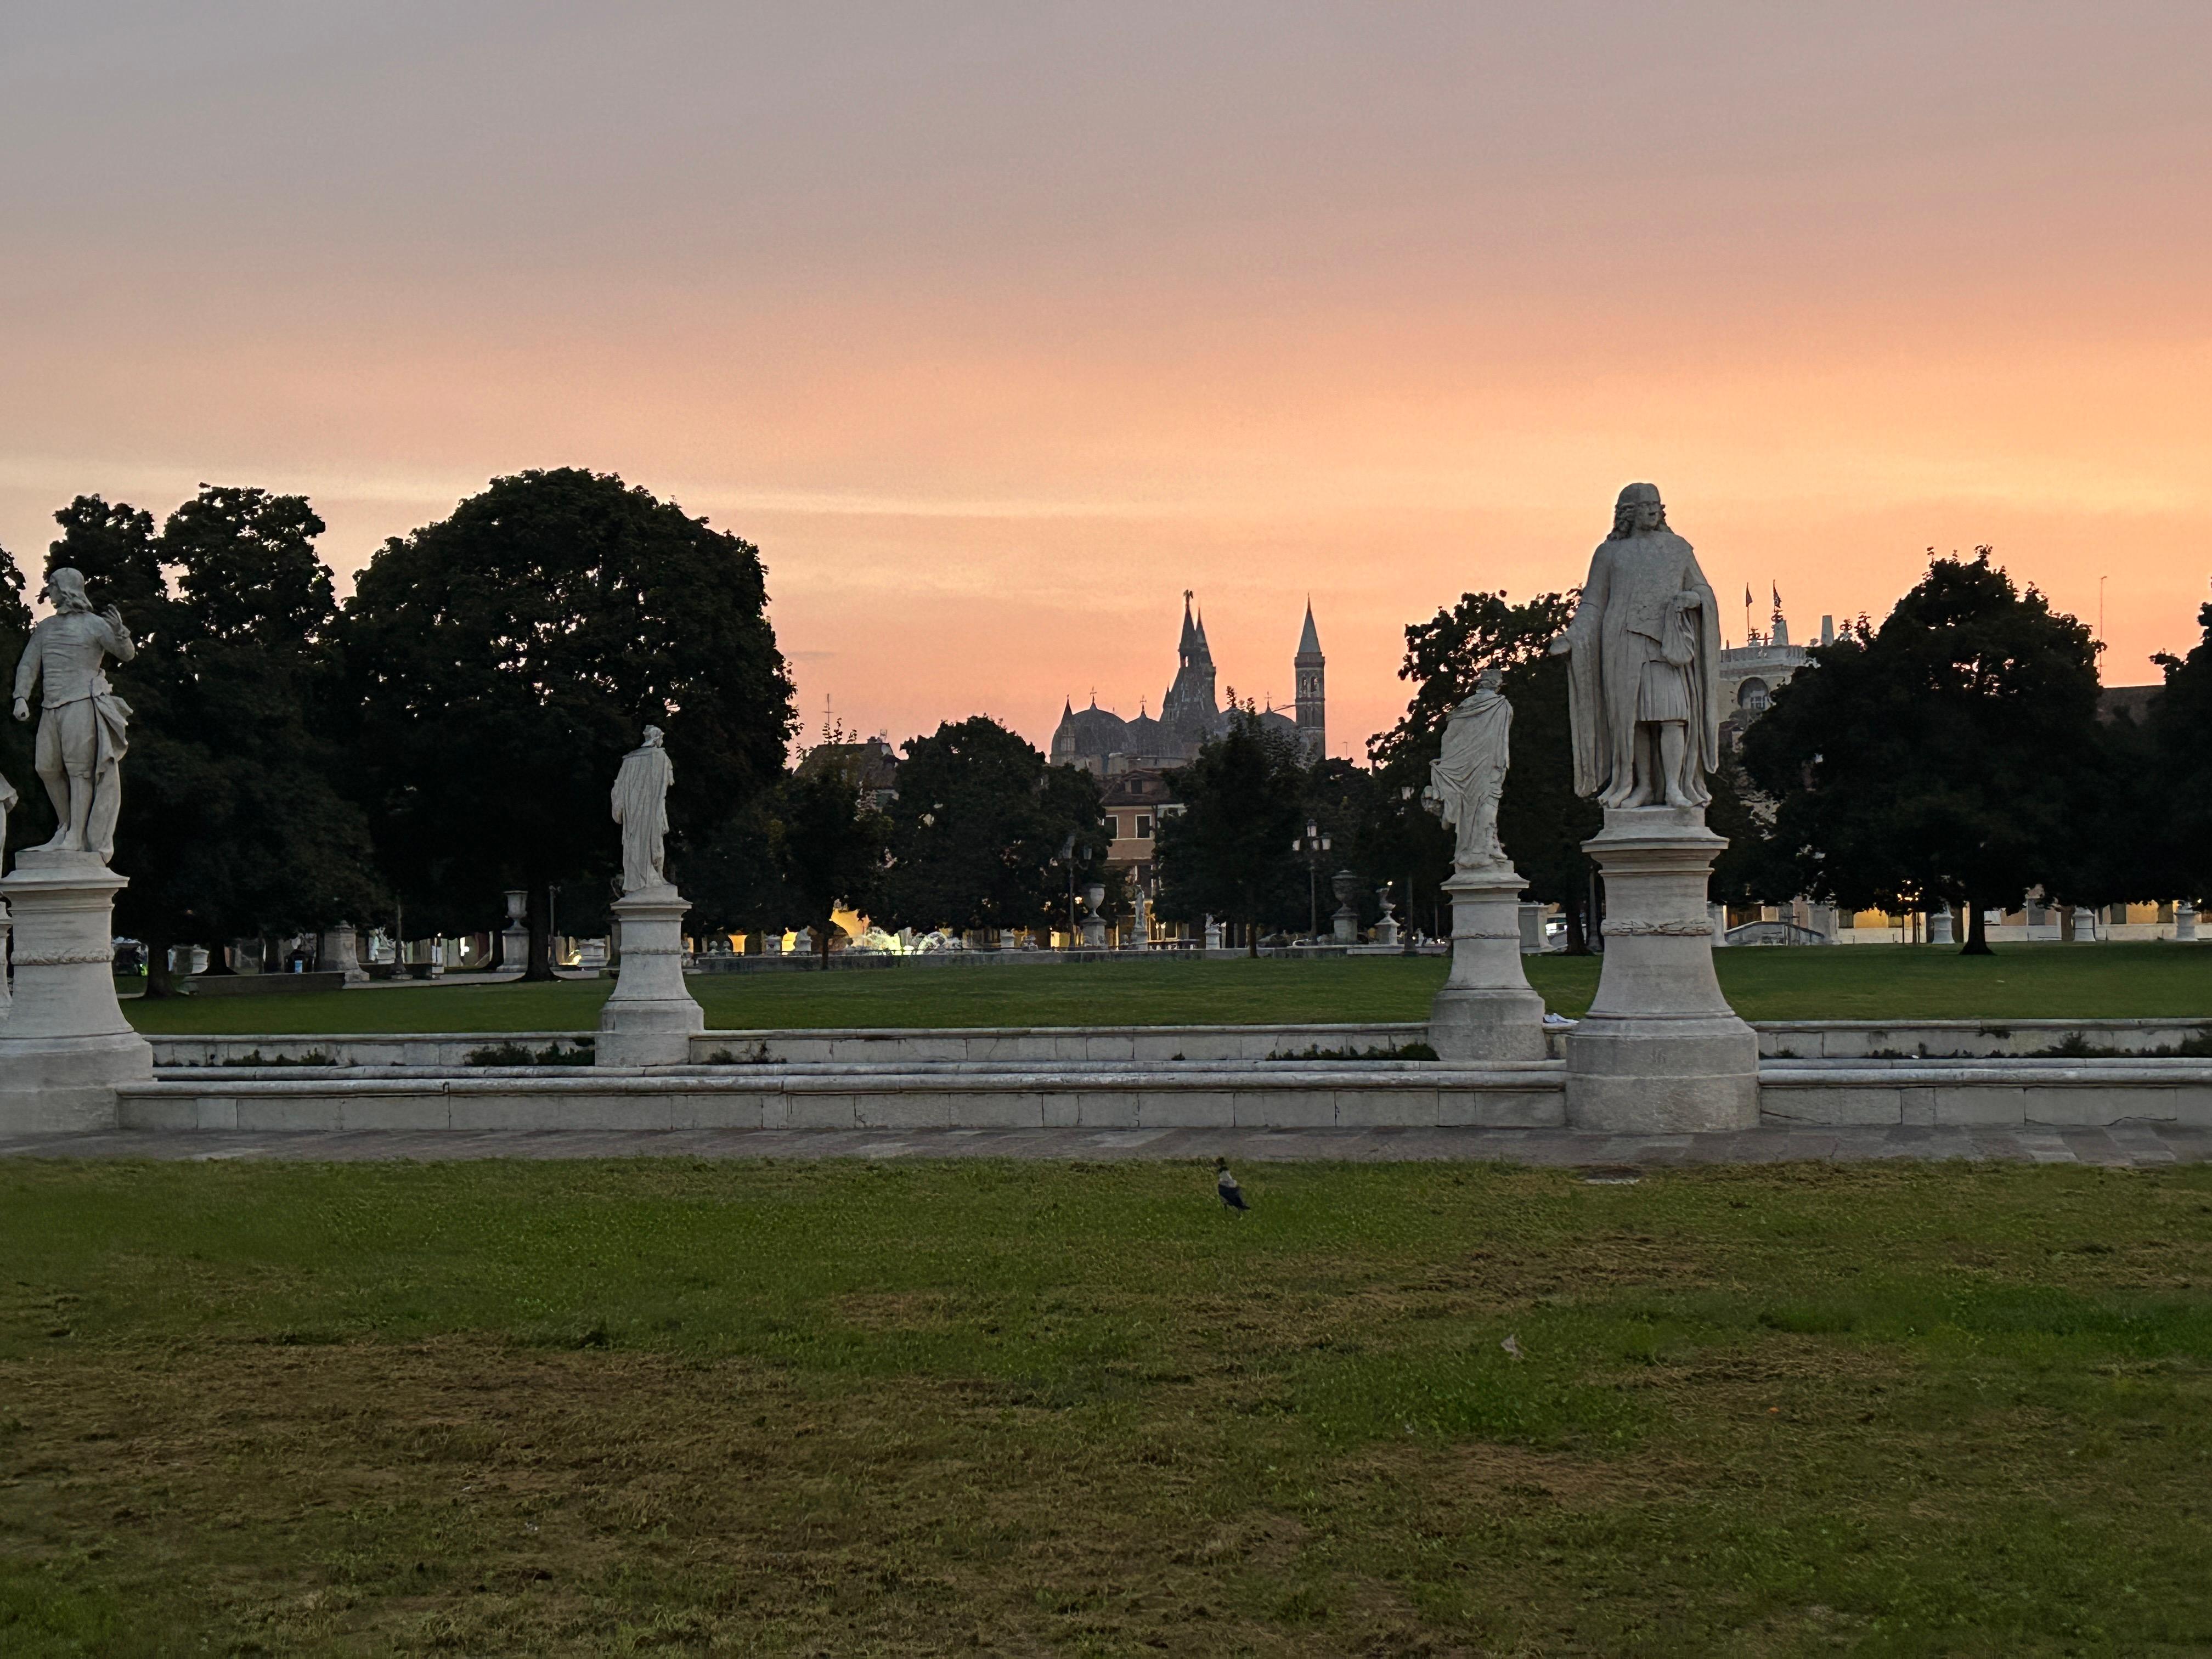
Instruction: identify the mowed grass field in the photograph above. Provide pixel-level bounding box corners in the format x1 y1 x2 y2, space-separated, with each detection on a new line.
120 943 2212 1035
3 1159 2210 1654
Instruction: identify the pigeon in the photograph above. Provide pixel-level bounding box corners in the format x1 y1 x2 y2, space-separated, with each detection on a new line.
1215 1156 1249 1214
1500 1334 1523 1361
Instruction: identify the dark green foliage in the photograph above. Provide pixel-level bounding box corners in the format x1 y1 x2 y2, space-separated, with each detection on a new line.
2151 602 2212 905
1367 591 1597 947
877 716 1108 935
340 470 795 978
768 760 889 966
42 490 380 991
1153 710 1310 952
0 540 49 855
1740 551 2105 953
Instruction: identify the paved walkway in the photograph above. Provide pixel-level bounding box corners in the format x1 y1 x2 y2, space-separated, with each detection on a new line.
3 1124 2208 1166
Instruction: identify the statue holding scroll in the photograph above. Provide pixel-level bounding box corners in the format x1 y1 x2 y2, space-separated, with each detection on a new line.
611 725 673 893
1547 483 1720 810
1425 666 1511 870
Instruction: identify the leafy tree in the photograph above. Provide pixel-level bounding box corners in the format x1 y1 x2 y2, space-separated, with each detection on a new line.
1153 709 1308 953
770 762 889 967
2149 602 2212 905
341 469 795 978
42 490 379 991
1368 591 1600 949
877 716 1108 935
1739 551 2104 954
0 541 48 857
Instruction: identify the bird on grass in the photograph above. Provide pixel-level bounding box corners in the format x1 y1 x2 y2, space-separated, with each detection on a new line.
1215 1156 1249 1214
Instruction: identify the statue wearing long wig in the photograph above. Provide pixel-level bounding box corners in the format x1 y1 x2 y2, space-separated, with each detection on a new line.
1547 483 1721 810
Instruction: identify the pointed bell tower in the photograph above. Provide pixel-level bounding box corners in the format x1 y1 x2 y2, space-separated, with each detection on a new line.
1294 600 1325 761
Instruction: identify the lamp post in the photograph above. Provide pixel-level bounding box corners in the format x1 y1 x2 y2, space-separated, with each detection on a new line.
1291 820 1331 941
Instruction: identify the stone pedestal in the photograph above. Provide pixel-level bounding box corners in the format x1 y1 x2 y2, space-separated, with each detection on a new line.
1203 916 1223 952
1928 905 1954 946
1080 884 1107 949
1517 902 1545 953
1427 863 1548 1061
595 884 703 1068
501 888 531 972
1330 869 1359 944
0 898 11 1017
1564 808 1758 1132
2070 906 2098 943
1373 888 1401 951
0 850 154 1131
2180 902 2198 942
317 922 370 984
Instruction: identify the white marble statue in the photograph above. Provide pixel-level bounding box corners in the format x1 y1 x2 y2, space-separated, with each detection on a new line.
1547 483 1722 810
0 768 15 860
1425 666 1511 869
610 725 673 893
10 568 135 861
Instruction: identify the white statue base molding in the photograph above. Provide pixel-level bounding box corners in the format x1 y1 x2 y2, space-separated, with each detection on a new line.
1427 863 1548 1062
595 883 703 1068
0 849 154 1131
1565 807 1758 1132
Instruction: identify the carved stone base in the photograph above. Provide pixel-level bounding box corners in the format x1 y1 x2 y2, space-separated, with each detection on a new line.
0 850 153 1132
595 884 703 1068
318 923 371 984
1427 864 1548 1061
1564 807 1758 1132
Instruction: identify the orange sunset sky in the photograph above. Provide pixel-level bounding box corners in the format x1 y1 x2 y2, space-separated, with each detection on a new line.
5 4 2209 759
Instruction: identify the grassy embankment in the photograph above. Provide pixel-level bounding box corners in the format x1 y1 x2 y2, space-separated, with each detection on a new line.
118 942 2212 1035
2 1158 2209 1654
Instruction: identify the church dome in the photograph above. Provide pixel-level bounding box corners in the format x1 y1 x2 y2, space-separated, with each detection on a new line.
1052 698 1132 761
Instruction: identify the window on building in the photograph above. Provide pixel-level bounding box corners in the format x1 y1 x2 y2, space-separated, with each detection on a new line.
1136 815 1153 839
1737 678 1770 713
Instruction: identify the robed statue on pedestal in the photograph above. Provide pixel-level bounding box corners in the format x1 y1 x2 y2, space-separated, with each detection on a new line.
611 725 673 894
1548 483 1722 809
1425 666 1511 870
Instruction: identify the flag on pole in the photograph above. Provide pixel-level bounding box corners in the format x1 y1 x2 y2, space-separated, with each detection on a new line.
1745 584 1754 607
1771 583 1782 610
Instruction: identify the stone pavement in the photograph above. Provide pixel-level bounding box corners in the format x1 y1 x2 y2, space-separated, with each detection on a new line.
2 1123 2208 1166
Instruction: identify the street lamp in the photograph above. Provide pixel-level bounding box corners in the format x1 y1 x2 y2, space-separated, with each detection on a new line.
1291 819 1331 940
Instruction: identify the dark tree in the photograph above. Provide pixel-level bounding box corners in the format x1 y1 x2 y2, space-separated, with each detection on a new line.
1368 591 1600 949
1739 550 2104 955
770 763 889 967
878 716 1109 935
1153 710 1308 953
2149 602 2212 905
0 541 49 857
43 490 379 992
341 470 795 978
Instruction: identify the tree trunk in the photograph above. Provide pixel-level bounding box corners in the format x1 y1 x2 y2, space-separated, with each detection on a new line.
142 935 180 998
1246 917 1258 958
523 881 558 981
1562 901 1590 956
817 916 834 971
1961 898 1994 956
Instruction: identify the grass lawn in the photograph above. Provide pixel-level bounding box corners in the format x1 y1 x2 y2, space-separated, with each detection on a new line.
119 943 2212 1036
2 1158 2209 1654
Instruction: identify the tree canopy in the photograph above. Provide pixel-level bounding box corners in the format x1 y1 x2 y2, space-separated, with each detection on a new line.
1367 590 1600 947
340 469 795 975
1153 710 1309 952
1738 551 2104 952
876 716 1107 935
42 489 379 988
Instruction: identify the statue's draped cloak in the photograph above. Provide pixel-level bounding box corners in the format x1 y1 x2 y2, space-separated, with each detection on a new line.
611 744 674 892
1564 531 1722 804
1431 691 1510 864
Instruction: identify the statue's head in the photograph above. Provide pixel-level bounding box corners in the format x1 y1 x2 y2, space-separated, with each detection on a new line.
1609 482 1668 539
642 724 664 747
47 568 92 614
1477 665 1504 693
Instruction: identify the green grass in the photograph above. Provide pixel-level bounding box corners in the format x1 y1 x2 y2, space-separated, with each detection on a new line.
119 943 2212 1035
2 1158 2209 1654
